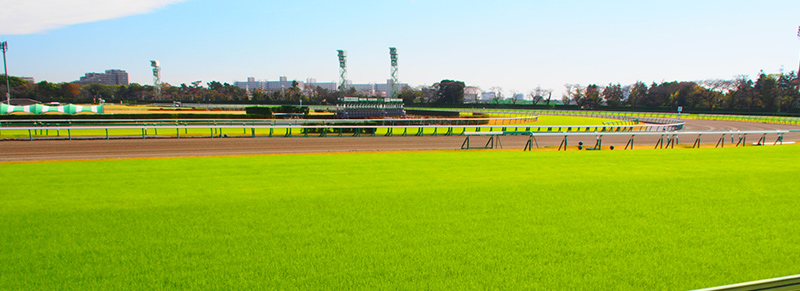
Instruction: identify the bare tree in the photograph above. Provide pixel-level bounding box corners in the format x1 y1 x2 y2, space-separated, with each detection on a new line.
563 84 585 106
699 79 734 94
489 86 503 104
698 79 734 109
510 89 519 104
530 86 552 105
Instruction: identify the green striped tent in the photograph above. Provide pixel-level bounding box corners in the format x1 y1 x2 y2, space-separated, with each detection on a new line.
0 103 104 115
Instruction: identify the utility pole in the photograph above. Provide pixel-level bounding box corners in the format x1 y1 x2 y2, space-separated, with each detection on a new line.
1 41 9 104
796 26 800 96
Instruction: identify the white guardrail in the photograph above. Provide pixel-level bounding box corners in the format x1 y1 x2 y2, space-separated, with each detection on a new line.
692 274 800 291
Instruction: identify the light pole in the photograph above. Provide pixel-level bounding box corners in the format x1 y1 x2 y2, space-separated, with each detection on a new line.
797 26 800 75
1 41 9 104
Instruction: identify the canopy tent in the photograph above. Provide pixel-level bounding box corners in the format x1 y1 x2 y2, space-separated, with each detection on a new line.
0 103 104 115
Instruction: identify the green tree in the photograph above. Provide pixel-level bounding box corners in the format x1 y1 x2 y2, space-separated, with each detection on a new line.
626 81 647 107
84 83 114 102
124 83 145 100
61 83 81 103
207 81 223 92
251 89 272 102
728 75 755 110
602 83 623 107
35 81 61 101
435 80 465 104
777 72 799 112
286 80 302 102
698 79 733 110
397 87 423 104
755 72 778 112
584 84 602 109
0 75 27 88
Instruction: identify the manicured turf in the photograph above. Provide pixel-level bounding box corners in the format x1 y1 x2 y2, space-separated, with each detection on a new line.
531 115 617 125
2 146 799 289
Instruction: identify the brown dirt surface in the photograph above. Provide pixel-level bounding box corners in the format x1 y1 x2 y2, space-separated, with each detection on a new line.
1 119 798 162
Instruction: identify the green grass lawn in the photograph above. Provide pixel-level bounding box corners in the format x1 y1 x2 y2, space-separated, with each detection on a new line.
533 115 617 126
2 146 798 289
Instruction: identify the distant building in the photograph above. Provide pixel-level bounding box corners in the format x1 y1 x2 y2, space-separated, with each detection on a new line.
20 77 35 83
347 79 409 97
234 76 305 92
306 78 337 91
480 92 496 102
74 69 129 86
234 76 407 97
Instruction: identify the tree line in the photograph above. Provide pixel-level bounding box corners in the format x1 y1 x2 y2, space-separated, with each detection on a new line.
0 75 458 106
2 72 798 114
562 72 800 113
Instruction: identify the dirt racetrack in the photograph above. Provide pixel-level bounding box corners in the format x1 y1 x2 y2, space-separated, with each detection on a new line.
1 119 799 162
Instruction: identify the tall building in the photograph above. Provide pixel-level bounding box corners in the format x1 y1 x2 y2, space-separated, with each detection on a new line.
74 69 129 86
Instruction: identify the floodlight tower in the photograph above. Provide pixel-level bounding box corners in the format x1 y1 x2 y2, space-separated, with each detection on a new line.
389 47 399 99
151 60 162 99
1 41 9 104
337 50 347 92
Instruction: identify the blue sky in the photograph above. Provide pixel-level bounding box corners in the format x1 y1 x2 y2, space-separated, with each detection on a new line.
2 0 799 97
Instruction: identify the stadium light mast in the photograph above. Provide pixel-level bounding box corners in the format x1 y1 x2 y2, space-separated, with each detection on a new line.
151 60 161 99
337 50 347 92
1 41 9 104
389 47 398 99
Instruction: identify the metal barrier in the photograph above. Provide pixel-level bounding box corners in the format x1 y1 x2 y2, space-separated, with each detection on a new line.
408 107 800 126
461 131 503 149
0 120 689 141
0 115 537 127
692 274 800 291
516 130 790 151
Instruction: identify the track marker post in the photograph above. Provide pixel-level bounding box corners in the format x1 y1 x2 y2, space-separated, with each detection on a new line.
756 133 766 145
775 133 784 145
558 135 568 151
625 135 635 150
655 134 665 149
735 133 747 147
593 134 603 149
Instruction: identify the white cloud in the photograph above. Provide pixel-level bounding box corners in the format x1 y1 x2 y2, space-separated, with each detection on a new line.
0 0 187 34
